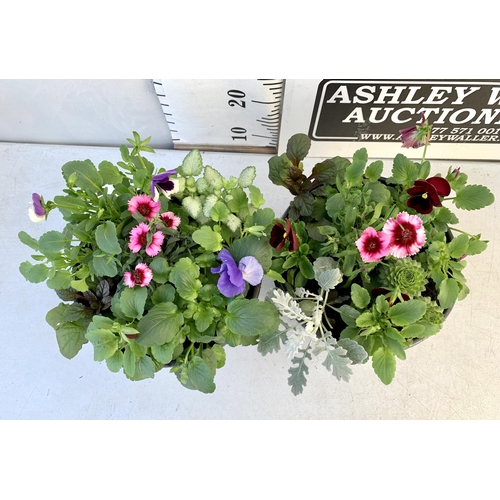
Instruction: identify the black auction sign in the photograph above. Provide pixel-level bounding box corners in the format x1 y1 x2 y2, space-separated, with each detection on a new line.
309 80 500 145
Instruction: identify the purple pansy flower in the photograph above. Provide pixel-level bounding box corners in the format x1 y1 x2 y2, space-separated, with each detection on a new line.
211 249 264 298
399 112 432 149
28 193 46 222
150 169 177 197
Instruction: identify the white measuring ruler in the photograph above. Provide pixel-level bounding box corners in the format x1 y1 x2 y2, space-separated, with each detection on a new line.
153 79 284 153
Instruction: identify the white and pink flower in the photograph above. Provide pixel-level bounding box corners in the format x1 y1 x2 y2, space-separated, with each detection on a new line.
382 212 426 258
355 227 391 263
128 195 161 221
124 263 153 288
159 211 181 230
128 222 164 257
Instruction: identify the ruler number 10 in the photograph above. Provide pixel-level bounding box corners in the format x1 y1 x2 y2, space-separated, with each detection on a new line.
228 89 247 141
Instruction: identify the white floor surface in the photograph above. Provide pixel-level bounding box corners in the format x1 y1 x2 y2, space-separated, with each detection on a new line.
1 141 499 420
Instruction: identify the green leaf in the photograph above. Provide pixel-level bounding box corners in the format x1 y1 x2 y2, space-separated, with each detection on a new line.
106 350 124 372
466 239 488 255
194 306 215 332
127 355 156 381
351 283 371 309
55 322 89 359
201 348 218 376
365 160 384 182
38 230 67 257
383 335 406 361
238 166 256 188
356 312 376 328
248 185 265 208
453 184 494 211
85 329 119 361
268 152 292 187
345 159 365 186
98 161 123 185
123 347 136 378
186 356 216 393
336 338 368 364
119 286 148 319
288 348 312 396
18 231 40 251
204 165 224 188
290 192 314 217
152 283 176 305
447 234 469 259
169 258 202 301
192 226 223 253
46 270 74 290
438 278 459 309
229 235 272 272
212 344 226 368
149 257 170 284
388 299 426 326
226 187 249 214
226 298 280 337
19 261 50 283
338 305 360 327
400 324 425 338
178 149 203 176
210 201 230 222
136 302 184 346
95 221 122 255
298 255 314 279
372 347 397 385
182 196 202 219
257 328 288 355
325 193 345 217
151 343 175 365
286 133 311 166
390 154 418 185
91 251 118 278
62 160 103 193
53 195 88 212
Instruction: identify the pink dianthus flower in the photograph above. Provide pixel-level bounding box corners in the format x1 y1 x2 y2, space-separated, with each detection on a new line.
159 211 181 229
382 212 426 258
128 195 161 221
128 222 164 257
124 263 153 288
355 227 391 263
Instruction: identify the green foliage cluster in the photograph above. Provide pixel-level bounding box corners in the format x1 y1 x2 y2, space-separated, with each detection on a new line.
19 133 279 393
265 132 494 388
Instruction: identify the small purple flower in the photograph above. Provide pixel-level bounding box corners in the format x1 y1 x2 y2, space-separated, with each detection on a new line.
150 169 177 197
399 112 432 149
28 193 46 222
32 193 45 216
211 249 264 298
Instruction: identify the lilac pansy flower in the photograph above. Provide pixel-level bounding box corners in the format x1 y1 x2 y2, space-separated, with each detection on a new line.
150 169 177 198
28 193 46 222
211 249 264 298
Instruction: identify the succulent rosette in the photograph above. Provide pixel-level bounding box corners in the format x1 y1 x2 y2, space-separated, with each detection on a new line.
264 124 494 393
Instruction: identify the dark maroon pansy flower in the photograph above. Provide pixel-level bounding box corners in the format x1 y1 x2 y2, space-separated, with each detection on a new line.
269 218 299 251
406 177 451 214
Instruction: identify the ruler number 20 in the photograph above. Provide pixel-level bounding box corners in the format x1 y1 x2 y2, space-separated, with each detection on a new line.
228 89 247 141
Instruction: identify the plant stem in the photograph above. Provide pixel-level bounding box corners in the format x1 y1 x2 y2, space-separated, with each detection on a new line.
447 227 477 238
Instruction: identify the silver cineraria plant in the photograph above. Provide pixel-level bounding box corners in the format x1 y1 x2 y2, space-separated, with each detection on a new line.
267 257 368 395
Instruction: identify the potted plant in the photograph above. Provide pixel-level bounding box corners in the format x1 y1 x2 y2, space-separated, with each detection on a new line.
19 132 279 393
259 116 495 394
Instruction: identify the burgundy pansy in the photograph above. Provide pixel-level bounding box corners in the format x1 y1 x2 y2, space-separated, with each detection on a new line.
269 218 299 251
406 177 451 214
